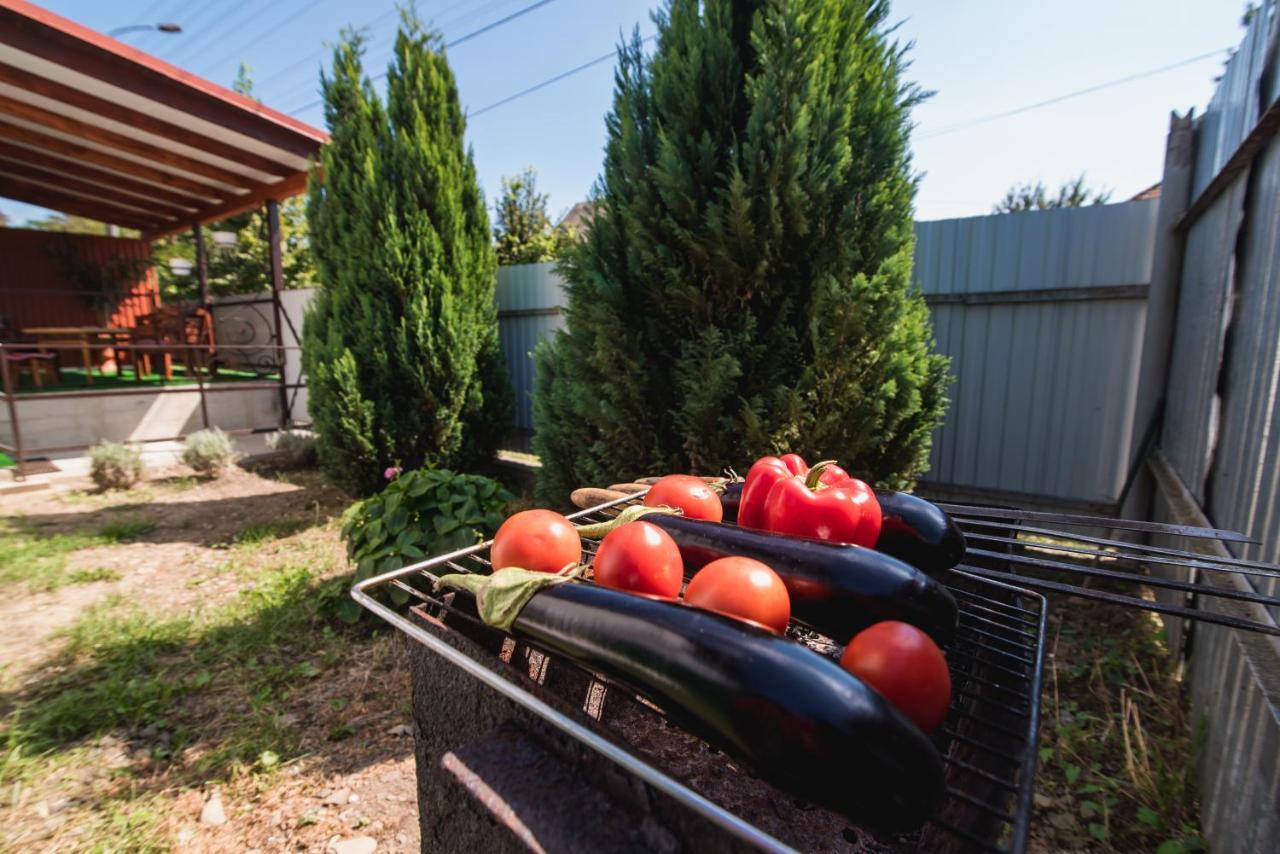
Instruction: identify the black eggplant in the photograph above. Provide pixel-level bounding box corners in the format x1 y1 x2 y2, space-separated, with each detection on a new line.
874 490 967 574
646 514 958 644
719 480 744 523
482 581 946 831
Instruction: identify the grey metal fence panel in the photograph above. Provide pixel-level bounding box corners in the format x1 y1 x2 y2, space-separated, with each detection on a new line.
913 200 1157 506
495 263 567 433
1153 4 1280 850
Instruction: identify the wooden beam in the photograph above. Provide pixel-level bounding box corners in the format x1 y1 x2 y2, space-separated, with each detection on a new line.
0 92 257 189
0 174 161 230
0 121 226 198
142 171 310 239
0 160 188 215
0 0 327 160
0 140 203 208
0 62 299 178
194 223 210 306
1175 98 1280 232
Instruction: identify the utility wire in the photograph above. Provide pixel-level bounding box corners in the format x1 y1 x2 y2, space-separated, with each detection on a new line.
918 47 1231 139
287 0 557 115
198 0 328 76
469 34 656 118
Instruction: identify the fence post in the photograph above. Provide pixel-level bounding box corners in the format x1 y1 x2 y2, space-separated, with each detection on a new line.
0 344 25 481
1121 111 1196 523
266 199 290 430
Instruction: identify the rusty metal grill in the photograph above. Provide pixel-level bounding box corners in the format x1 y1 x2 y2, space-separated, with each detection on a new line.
354 491 1052 853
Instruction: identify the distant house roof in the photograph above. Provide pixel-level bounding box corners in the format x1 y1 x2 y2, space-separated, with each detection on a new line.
558 200 597 232
0 0 327 239
1130 182 1162 201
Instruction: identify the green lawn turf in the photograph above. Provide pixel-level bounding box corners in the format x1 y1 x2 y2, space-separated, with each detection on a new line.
12 365 279 394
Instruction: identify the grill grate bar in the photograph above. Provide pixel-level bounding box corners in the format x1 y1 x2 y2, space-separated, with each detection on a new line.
940 728 1027 766
955 517 1280 573
943 787 1018 824
940 503 1255 543
943 757 1022 793
965 547 1280 607
963 530 1280 581
954 623 1038 664
957 565 1280 637
944 646 1036 684
954 606 1040 640
946 585 1042 622
949 672 1034 710
944 705 1033 740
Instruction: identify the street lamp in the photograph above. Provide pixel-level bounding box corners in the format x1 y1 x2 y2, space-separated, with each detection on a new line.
108 23 182 38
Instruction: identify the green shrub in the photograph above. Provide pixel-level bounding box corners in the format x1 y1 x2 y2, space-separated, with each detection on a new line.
303 13 511 497
267 430 318 468
89 441 144 491
181 428 238 478
338 468 513 621
533 0 950 503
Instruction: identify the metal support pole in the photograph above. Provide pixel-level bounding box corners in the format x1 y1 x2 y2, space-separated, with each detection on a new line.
192 345 210 430
266 199 290 429
194 223 210 308
0 345 25 481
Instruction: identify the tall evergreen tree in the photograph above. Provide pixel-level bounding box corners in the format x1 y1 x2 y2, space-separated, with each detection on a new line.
305 16 510 496
493 167 568 265
534 0 949 502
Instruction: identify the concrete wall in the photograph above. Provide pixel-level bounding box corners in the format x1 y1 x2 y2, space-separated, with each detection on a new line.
0 385 278 453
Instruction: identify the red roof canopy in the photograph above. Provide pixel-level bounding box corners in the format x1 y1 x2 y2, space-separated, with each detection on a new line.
0 0 327 238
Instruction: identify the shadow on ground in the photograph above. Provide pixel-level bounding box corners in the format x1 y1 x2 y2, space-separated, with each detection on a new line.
0 566 412 800
10 471 351 548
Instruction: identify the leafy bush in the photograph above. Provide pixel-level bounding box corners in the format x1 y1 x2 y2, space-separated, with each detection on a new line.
533 0 950 503
338 468 513 621
181 428 238 478
266 430 318 468
304 14 511 497
89 441 144 491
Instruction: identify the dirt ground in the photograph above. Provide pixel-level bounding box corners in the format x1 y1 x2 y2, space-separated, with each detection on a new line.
0 462 421 853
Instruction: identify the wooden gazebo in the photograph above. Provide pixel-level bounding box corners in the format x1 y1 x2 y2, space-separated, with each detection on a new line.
0 0 326 310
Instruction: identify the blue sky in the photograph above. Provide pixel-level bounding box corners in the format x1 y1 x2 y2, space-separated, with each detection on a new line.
0 0 1245 227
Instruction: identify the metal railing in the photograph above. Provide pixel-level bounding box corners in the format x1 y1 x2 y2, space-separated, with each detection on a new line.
0 340 306 478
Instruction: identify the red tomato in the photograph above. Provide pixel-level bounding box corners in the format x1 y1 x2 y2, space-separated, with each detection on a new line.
592 520 684 597
643 474 723 522
684 557 791 633
840 621 951 733
491 509 582 574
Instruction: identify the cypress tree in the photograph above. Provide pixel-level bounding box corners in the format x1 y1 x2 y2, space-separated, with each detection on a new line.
533 0 949 502
305 17 510 496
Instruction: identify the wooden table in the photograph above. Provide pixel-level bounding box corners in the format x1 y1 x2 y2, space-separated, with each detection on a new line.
21 326 131 384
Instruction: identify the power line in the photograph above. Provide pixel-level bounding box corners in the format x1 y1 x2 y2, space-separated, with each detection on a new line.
196 0 325 76
287 0 557 116
469 35 655 118
918 47 1230 140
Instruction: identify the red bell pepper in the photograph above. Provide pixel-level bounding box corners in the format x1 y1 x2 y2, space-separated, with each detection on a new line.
738 455 808 530
762 460 881 547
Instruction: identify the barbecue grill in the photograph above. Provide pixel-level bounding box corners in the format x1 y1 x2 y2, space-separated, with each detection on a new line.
353 487 1279 853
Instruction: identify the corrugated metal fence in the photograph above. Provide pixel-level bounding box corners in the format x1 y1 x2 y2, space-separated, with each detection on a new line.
496 263 566 433
1146 3 1280 850
914 201 1158 509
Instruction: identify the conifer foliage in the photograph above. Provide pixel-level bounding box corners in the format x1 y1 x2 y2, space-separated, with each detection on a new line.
305 16 510 496
533 0 949 502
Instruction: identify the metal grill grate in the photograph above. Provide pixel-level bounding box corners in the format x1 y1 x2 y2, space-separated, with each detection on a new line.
355 492 1049 853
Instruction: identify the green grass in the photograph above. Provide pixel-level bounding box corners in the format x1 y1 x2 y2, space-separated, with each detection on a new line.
223 518 311 550
13 365 279 395
1036 586 1204 852
0 564 351 794
0 452 13 469
0 516 154 591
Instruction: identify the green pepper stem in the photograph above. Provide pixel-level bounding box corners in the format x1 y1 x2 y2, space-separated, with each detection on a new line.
804 460 839 490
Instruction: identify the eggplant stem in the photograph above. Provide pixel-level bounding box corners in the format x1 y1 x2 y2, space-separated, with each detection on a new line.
574 504 681 539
